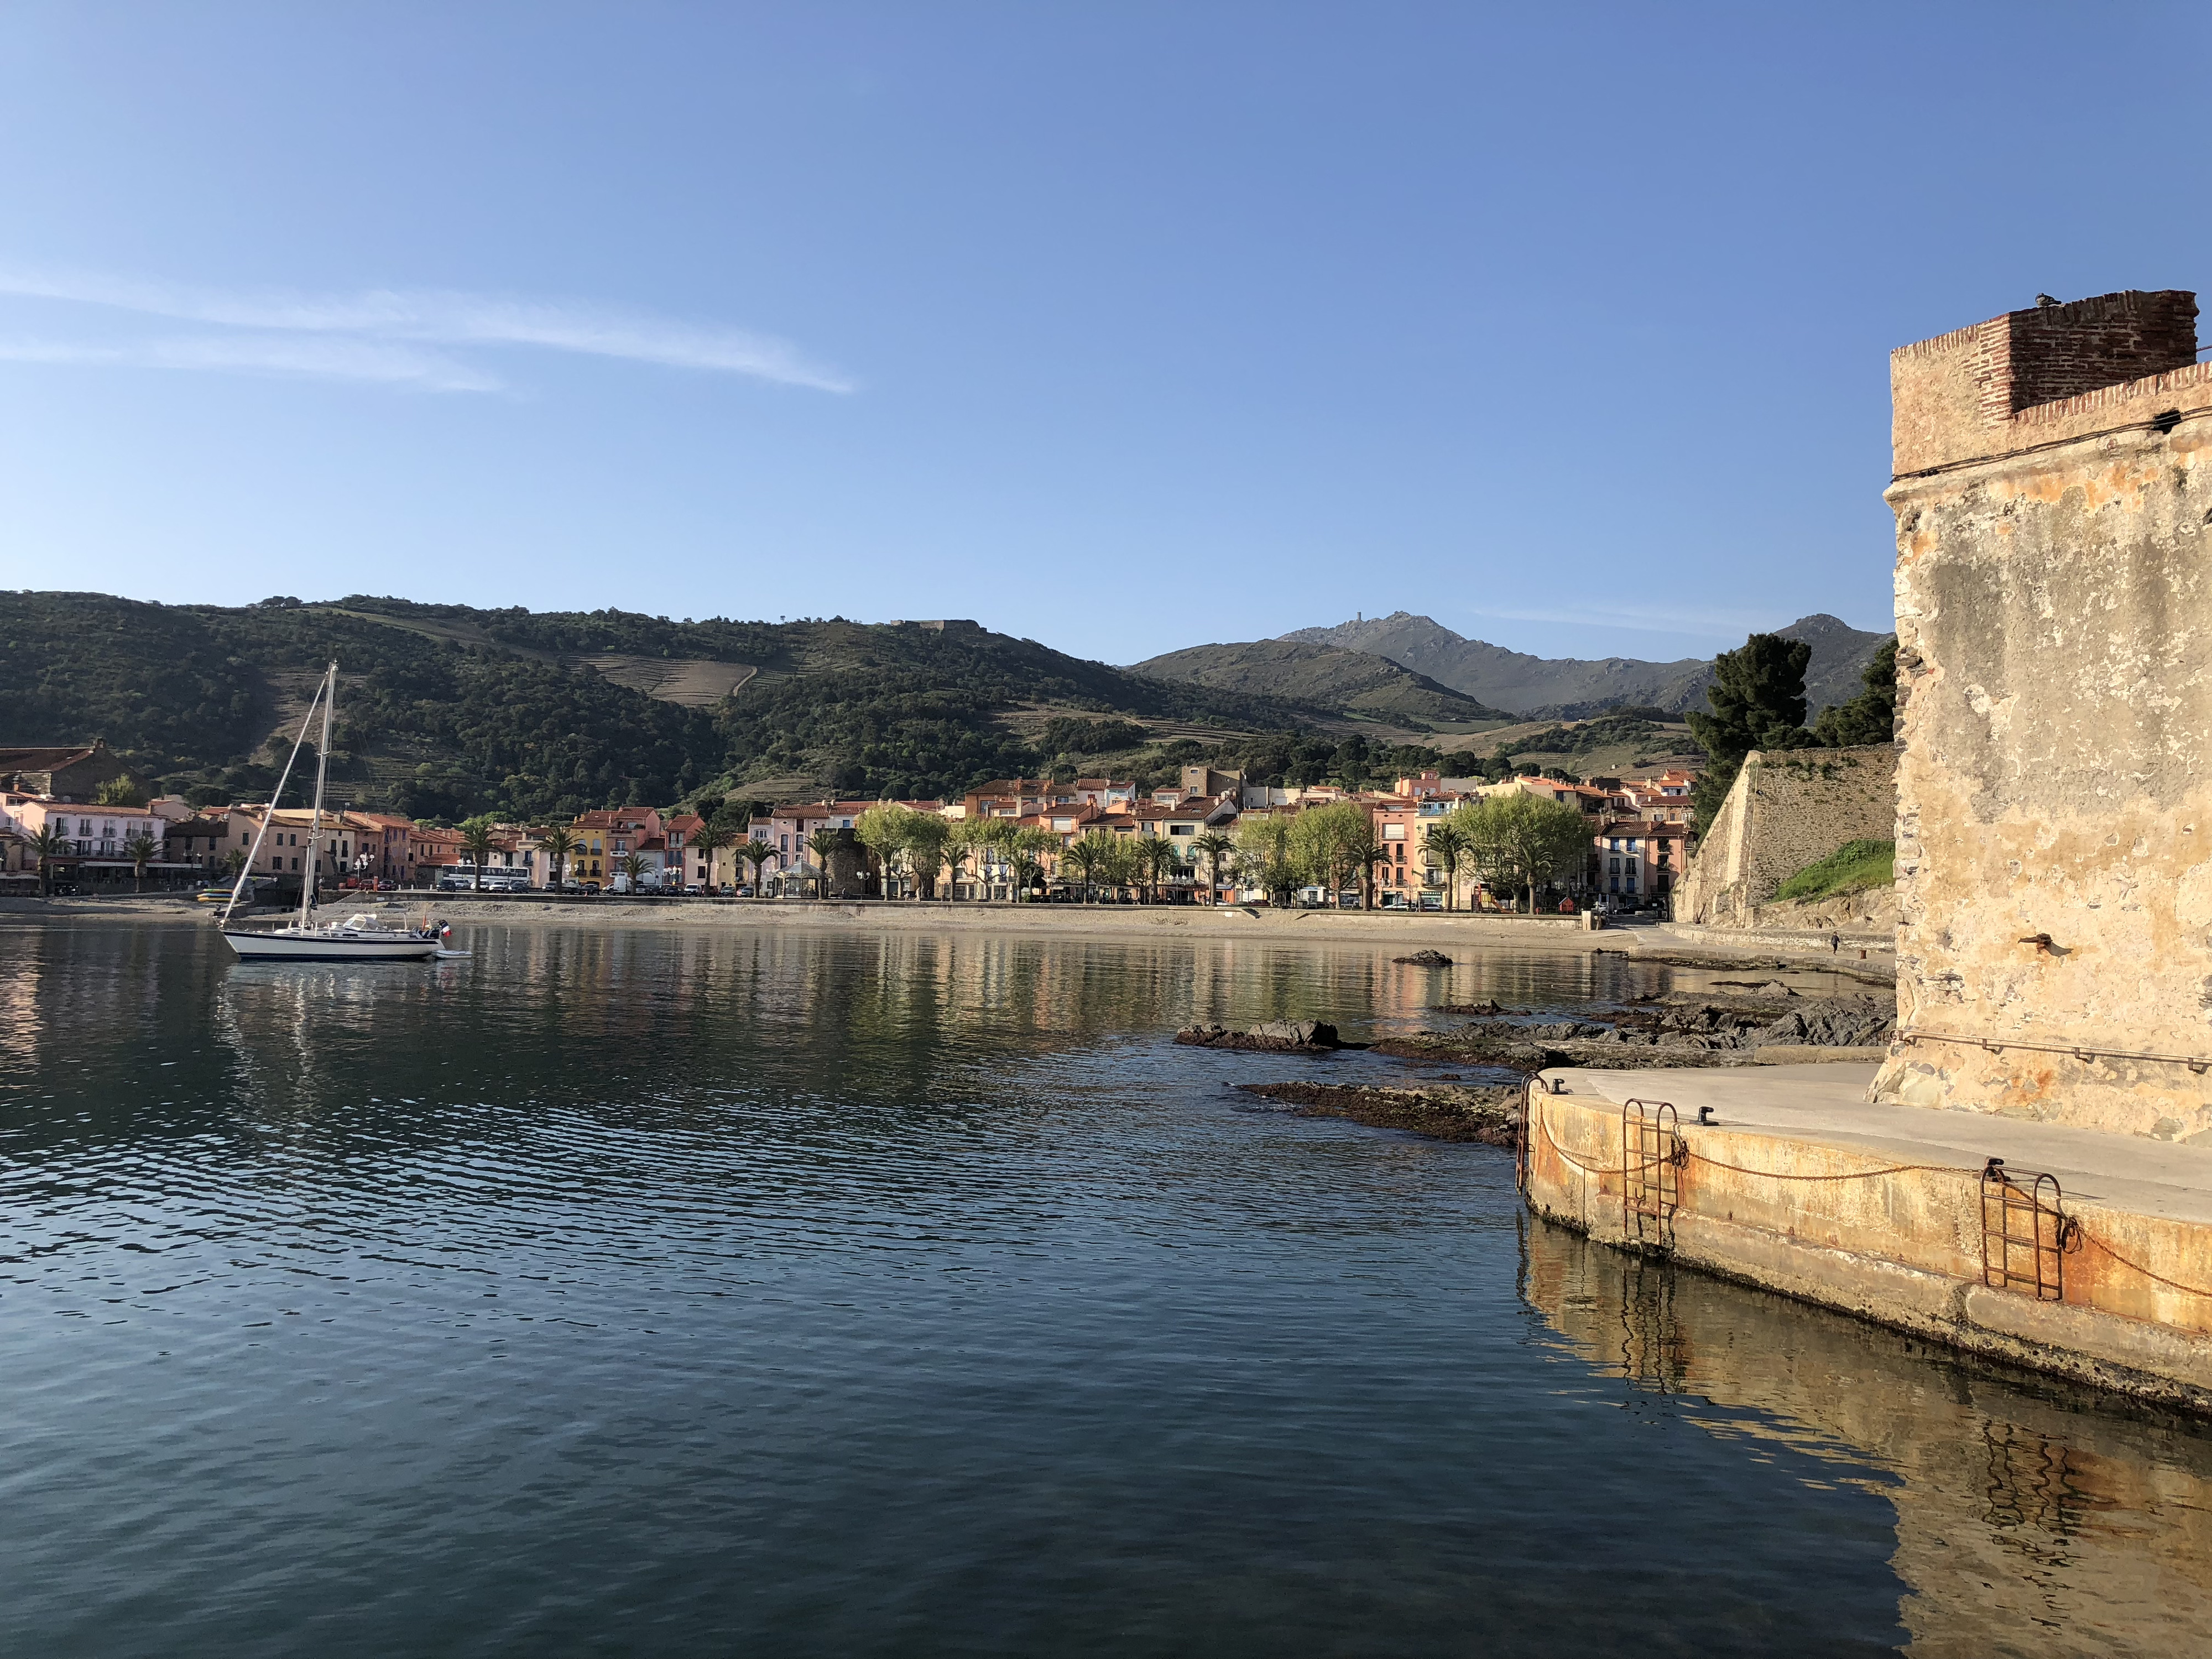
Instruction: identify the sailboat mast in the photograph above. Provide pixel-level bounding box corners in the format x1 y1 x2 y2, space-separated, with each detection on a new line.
298 661 336 930
220 670 327 925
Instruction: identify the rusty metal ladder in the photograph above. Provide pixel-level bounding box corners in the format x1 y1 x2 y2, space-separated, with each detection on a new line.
1623 1099 1683 1251
1515 1079 1536 1196
1979 1158 2075 1301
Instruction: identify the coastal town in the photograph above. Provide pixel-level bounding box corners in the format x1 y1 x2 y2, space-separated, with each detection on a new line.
14 0 2212 1645
0 738 1702 913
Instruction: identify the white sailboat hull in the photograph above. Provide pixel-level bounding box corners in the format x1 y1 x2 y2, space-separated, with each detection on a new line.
222 929 443 962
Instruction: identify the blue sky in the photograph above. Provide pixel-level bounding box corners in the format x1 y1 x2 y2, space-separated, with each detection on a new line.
1 3 2205 666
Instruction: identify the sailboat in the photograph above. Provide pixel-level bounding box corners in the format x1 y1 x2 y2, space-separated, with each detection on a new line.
219 662 455 962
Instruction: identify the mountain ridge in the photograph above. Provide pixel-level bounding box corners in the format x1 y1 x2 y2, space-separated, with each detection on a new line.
1126 638 1511 729
0 592 1333 818
1277 611 1889 717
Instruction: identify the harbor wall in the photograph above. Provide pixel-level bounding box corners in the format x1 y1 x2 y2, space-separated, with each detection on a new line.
1520 1086 2212 1412
1672 745 1895 930
1877 289 2212 1139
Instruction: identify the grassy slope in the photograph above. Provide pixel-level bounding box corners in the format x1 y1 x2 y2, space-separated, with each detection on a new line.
1423 714 1706 779
1774 839 1896 901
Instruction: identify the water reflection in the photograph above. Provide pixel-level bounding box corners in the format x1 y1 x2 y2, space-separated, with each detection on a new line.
6 919 2205 1657
1520 1220 2212 1657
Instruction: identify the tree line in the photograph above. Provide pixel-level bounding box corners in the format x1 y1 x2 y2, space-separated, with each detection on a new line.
1687 634 1897 835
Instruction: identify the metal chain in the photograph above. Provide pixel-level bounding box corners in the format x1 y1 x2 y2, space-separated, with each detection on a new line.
2070 1225 2212 1303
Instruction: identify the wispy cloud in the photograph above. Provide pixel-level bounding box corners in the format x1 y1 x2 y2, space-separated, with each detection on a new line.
0 260 853 394
0 333 503 392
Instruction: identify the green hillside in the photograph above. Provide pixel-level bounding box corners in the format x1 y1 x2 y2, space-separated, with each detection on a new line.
0 592 1348 818
1128 638 1512 731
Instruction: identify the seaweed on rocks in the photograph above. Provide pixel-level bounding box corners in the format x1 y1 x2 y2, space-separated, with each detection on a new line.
1391 950 1456 967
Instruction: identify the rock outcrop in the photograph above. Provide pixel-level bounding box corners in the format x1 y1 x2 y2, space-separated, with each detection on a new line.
1175 1020 1344 1052
1235 1081 1519 1145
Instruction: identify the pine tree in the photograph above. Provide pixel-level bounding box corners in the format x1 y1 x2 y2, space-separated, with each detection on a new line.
1687 634 1815 835
1812 638 1899 747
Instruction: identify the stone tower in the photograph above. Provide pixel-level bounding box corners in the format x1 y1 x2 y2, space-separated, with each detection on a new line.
1876 290 2212 1139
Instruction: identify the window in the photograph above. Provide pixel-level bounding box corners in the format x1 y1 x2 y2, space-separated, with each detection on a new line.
1383 823 1406 841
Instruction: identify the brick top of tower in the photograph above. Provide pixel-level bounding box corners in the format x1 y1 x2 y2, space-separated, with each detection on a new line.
1890 289 2204 476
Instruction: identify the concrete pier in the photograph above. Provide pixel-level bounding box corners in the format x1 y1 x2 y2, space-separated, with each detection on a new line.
1522 1065 2212 1411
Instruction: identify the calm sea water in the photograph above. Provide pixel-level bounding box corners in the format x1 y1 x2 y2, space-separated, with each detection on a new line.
4 917 2209 1657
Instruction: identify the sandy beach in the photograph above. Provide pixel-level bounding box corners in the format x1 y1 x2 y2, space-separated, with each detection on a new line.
3 891 1896 978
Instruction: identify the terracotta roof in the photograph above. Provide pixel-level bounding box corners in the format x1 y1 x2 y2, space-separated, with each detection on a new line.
0 744 101 769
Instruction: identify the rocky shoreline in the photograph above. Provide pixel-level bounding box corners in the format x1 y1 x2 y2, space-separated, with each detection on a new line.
1234 1081 1520 1146
1181 980 1894 1105
1175 1020 1348 1052
1379 984 1893 1072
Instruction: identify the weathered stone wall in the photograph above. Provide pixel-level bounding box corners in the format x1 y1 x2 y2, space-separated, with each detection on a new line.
1673 745 1895 928
1875 290 2212 1140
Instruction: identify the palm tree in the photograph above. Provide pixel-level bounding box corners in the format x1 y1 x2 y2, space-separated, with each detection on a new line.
940 825 976 901
1134 834 1182 904
1189 830 1235 905
458 814 500 893
1062 828 1116 903
807 827 843 898
28 823 70 898
122 831 158 894
1422 820 1470 911
688 822 731 891
1009 826 1055 902
735 836 775 895
616 851 649 891
539 826 577 893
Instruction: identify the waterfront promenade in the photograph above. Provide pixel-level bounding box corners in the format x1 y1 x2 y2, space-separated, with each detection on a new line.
1527 1063 2212 1411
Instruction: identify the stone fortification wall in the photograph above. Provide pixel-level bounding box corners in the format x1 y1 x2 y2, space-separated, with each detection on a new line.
1876 289 2212 1139
1673 746 1895 929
